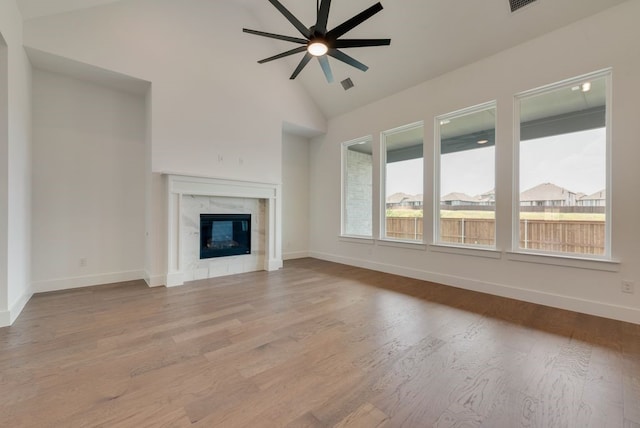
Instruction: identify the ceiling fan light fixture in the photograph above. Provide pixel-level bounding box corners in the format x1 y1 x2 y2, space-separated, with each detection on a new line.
308 40 328 56
244 1 390 82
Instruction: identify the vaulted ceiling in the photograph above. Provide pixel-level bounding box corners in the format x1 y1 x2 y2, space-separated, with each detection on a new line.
17 0 629 118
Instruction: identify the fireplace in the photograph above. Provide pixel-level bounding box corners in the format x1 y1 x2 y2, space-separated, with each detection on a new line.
200 214 251 259
164 174 281 287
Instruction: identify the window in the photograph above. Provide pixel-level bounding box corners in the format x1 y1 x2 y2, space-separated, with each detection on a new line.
381 122 424 242
435 103 496 247
342 137 373 237
515 70 610 257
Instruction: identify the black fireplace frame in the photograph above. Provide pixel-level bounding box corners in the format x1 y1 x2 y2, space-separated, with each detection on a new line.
200 214 252 259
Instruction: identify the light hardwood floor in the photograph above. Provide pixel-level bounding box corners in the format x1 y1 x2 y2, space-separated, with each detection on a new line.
1 258 639 427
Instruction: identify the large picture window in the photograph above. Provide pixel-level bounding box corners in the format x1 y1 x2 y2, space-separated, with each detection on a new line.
382 122 424 242
515 71 610 257
435 103 496 247
342 137 373 237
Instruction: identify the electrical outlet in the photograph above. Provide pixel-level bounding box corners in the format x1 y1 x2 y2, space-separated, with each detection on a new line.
621 280 635 294
80 258 87 267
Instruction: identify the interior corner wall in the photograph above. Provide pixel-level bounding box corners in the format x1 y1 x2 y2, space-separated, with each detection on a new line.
0 32 8 322
309 1 640 324
7 42 31 318
0 0 32 327
143 88 166 287
31 69 146 293
282 132 311 260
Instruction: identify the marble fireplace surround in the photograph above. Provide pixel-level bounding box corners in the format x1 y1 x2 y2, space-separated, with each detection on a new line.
165 174 282 287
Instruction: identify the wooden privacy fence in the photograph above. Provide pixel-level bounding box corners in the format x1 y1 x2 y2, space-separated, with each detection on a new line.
386 217 423 241
386 217 605 255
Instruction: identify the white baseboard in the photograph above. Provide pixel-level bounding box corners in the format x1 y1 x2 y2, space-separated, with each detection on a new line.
0 311 8 327
0 286 34 327
9 287 33 325
165 272 185 287
309 251 640 325
283 251 310 261
32 270 146 294
267 258 284 271
144 271 166 288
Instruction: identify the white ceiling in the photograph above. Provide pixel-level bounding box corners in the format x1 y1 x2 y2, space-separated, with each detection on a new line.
17 0 127 20
17 0 628 118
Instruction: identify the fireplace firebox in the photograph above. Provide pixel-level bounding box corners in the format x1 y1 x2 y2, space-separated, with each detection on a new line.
200 214 251 259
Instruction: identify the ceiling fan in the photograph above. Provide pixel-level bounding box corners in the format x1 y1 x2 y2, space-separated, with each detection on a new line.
243 0 391 83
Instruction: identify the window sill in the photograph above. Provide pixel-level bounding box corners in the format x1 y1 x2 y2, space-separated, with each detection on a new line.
339 235 375 245
505 250 620 272
378 239 427 251
429 244 502 259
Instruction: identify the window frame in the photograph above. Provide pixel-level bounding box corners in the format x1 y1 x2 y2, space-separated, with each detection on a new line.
380 121 425 243
512 69 613 260
340 135 374 238
434 100 498 250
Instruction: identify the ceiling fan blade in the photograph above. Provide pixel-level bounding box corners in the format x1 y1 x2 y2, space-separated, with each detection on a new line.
315 0 332 34
317 55 334 83
268 0 312 39
258 46 307 64
326 2 383 39
243 28 308 44
328 49 369 72
334 38 391 48
290 52 313 79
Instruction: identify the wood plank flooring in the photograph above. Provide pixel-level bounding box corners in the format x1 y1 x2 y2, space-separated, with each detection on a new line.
1 258 639 427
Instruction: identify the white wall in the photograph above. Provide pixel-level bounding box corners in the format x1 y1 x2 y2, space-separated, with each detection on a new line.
309 1 640 323
0 0 32 327
22 0 327 284
22 0 326 182
31 69 146 292
282 132 310 260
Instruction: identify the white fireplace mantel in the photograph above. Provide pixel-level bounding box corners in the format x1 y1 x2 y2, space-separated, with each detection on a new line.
165 174 282 287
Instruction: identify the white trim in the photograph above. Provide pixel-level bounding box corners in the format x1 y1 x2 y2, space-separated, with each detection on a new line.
0 311 9 328
514 68 613 99
0 286 34 327
339 235 375 245
512 91 522 252
506 250 620 272
429 243 501 259
604 71 613 258
166 271 184 288
268 259 284 271
144 271 165 287
378 239 427 251
283 251 310 260
309 252 639 325
165 174 282 287
9 287 33 325
32 270 145 293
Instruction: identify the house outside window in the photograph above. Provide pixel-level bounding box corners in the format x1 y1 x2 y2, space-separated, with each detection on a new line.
515 70 611 257
435 102 496 248
381 122 424 242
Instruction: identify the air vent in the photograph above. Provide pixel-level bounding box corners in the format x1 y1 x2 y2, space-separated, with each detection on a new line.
341 78 354 91
509 0 537 12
